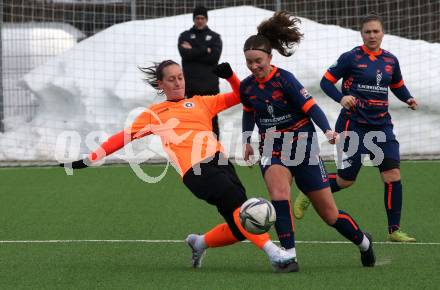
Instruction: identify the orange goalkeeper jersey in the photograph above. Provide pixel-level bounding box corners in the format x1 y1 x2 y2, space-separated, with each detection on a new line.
89 74 240 176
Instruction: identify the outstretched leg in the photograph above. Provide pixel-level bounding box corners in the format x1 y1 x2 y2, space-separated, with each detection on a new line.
186 207 298 272
308 187 375 267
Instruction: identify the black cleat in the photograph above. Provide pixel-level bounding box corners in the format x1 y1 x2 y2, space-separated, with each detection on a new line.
273 260 300 273
360 232 376 267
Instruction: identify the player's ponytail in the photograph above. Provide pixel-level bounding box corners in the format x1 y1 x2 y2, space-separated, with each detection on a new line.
139 60 179 93
244 11 303 57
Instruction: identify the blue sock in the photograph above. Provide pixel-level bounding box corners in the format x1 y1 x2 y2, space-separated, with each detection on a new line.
331 210 364 245
384 181 402 234
328 173 341 193
271 200 295 249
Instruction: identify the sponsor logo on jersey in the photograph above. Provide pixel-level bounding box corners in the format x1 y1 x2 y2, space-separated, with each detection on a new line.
205 35 212 41
300 88 312 99
357 84 388 94
357 64 368 68
376 69 382 86
259 114 293 126
190 34 196 39
317 157 328 181
267 104 276 118
183 102 194 108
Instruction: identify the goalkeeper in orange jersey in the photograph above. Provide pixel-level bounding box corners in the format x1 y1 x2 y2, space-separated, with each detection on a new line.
60 60 297 273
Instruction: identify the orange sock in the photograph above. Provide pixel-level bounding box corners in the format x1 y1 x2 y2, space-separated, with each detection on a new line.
204 223 239 248
233 207 270 249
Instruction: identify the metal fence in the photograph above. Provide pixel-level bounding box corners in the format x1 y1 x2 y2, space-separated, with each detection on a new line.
1 0 439 132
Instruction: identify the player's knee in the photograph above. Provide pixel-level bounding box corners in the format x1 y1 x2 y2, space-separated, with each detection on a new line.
337 176 354 188
268 187 291 200
381 168 401 183
321 208 338 225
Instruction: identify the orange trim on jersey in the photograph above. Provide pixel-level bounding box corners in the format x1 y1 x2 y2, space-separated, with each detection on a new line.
338 214 359 230
390 79 404 89
361 45 382 56
367 99 388 107
301 98 316 113
256 65 278 84
277 118 310 132
387 182 392 209
367 99 388 103
328 174 337 179
324 71 338 84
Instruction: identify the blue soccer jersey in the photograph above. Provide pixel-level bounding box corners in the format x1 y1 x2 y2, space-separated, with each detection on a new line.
240 66 330 193
324 45 409 126
240 66 317 133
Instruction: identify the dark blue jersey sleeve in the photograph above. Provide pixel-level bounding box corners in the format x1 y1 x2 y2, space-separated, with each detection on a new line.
390 57 403 85
239 82 254 112
324 52 351 83
242 110 255 144
391 85 412 103
320 77 344 103
282 71 331 133
281 71 312 109
389 58 412 102
306 105 332 133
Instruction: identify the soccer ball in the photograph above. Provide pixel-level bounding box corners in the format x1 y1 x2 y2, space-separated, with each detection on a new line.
239 198 276 234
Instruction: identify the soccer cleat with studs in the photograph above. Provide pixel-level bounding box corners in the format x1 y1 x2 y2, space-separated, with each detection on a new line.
389 230 416 243
186 234 206 268
293 192 311 219
360 232 376 267
270 247 299 273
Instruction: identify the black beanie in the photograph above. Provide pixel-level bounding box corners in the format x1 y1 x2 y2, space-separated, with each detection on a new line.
193 6 208 19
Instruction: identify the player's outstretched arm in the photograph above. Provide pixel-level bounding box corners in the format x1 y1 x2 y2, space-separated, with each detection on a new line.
59 130 133 169
206 62 241 111
213 62 240 96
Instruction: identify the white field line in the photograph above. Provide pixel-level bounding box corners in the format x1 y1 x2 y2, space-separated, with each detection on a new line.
0 239 439 245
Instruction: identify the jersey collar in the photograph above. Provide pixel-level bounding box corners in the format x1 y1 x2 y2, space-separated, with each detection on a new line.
256 65 278 84
361 45 382 61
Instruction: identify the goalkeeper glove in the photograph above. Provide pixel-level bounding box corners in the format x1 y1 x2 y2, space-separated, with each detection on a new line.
59 159 89 169
213 62 233 79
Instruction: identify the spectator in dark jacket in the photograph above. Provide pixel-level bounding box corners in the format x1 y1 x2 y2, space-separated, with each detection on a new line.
178 6 223 139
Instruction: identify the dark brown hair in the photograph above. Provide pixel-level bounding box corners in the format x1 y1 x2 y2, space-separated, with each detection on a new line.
360 12 384 31
243 11 303 57
139 60 179 93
